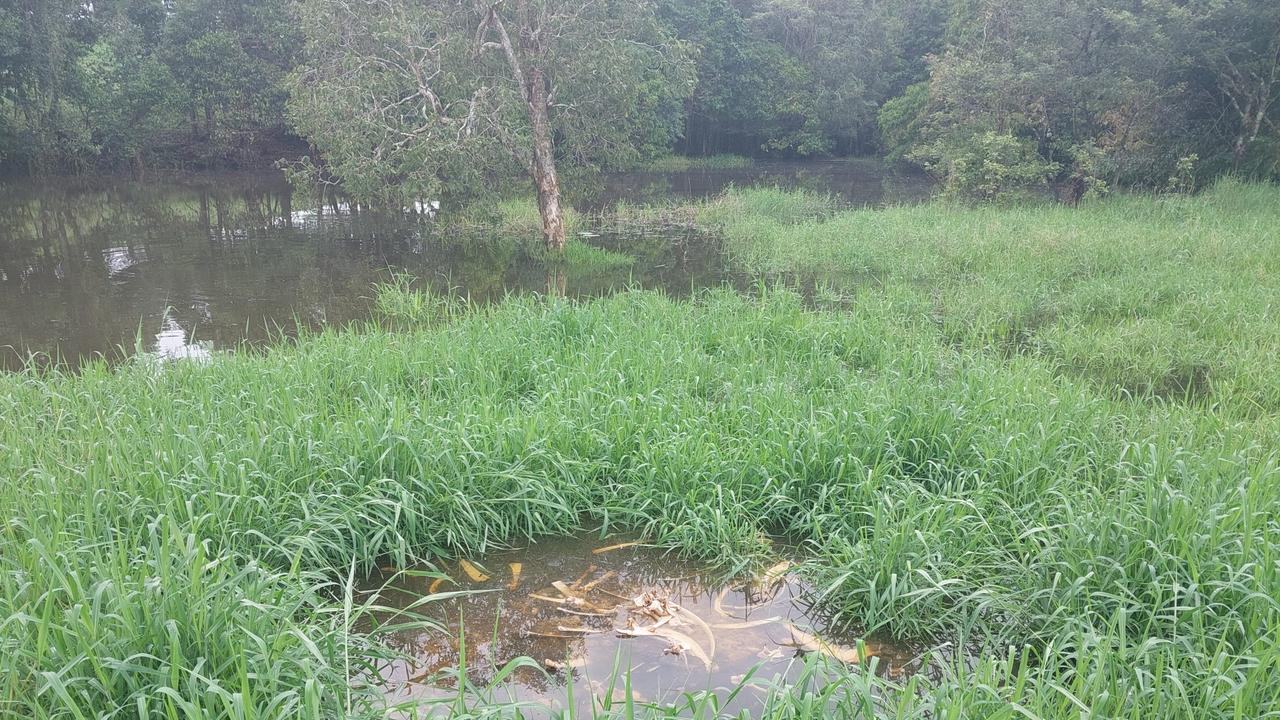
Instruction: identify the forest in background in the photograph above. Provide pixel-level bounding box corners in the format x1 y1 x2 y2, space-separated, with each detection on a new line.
1 0 1278 198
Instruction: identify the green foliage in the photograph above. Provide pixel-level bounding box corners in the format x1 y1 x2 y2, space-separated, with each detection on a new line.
1165 154 1201 195
75 27 183 165
914 130 1060 201
2 0 1277 187
881 0 1280 198
703 181 1280 415
374 274 468 328
453 198 585 239
699 186 838 229
877 81 930 164
3 274 1279 716
566 240 634 269
0 0 299 171
287 0 692 208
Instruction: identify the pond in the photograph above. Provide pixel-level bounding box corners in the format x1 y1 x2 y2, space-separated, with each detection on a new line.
359 536 930 716
0 160 930 370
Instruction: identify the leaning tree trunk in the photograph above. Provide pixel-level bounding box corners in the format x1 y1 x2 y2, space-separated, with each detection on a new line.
526 67 567 252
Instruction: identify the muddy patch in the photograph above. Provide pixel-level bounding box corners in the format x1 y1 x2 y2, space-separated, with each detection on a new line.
359 536 926 715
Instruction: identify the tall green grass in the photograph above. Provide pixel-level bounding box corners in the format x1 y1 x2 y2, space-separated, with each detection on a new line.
3 284 1277 717
642 154 755 172
701 180 1280 418
450 197 586 240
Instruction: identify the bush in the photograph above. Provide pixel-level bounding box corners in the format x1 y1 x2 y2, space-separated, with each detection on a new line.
913 130 1060 202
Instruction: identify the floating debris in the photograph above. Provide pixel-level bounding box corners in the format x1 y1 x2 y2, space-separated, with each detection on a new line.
552 580 580 598
559 607 615 619
617 625 712 670
592 541 642 555
556 625 607 635
526 630 583 639
360 536 926 716
530 593 579 606
713 587 747 617
760 560 793 585
581 571 616 592
784 624 864 664
632 590 675 621
458 560 490 583
571 565 597 588
543 656 587 672
672 604 716 659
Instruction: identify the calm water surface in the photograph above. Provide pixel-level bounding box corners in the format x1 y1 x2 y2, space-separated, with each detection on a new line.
0 160 929 369
360 537 931 716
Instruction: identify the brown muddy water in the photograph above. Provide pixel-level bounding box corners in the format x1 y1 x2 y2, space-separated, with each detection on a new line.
0 160 930 370
359 536 929 716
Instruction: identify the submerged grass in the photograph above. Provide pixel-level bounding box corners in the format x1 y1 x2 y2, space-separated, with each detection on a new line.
2 282 1278 718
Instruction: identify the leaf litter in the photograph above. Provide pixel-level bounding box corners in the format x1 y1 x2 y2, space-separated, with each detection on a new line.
362 537 925 713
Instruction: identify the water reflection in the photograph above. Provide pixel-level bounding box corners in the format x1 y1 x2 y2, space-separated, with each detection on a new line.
361 537 929 716
0 174 722 369
0 161 930 370
151 309 212 362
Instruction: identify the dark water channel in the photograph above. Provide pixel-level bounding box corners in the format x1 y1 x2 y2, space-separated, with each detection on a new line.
360 537 927 716
0 160 929 370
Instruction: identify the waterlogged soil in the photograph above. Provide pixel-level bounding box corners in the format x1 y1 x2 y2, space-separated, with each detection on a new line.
359 537 924 716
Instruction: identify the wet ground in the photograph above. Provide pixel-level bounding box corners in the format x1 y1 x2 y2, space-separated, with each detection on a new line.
0 160 929 370
359 537 926 716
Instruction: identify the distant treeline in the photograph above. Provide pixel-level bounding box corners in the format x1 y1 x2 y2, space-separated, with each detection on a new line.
2 0 1277 194
0 0 299 173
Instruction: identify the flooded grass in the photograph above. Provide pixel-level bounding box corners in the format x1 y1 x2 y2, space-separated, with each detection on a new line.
361 536 928 715
0 161 927 369
2 186 1279 717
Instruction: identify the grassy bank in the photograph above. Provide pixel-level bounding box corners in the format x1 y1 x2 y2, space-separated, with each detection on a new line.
701 180 1280 419
2 281 1277 717
641 154 754 172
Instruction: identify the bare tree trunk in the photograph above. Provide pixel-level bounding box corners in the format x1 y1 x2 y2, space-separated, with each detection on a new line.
481 5 567 251
526 67 566 251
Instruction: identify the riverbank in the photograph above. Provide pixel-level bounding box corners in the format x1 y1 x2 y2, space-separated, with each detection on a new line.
3 184 1279 718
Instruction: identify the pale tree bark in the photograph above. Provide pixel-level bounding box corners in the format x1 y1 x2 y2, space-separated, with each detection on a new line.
480 4 567 252
1222 42 1280 172
526 67 567 251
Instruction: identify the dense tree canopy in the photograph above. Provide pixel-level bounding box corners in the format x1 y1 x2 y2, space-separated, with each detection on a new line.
1 0 1276 196
0 0 299 172
288 0 691 248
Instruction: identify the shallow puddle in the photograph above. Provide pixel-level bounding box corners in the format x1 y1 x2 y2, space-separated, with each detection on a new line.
360 536 923 715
